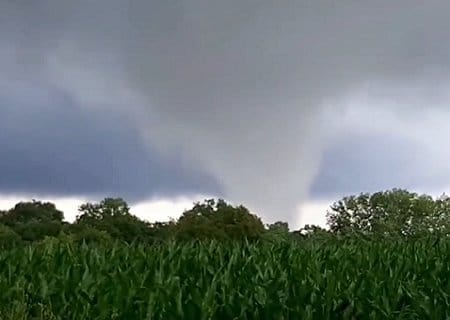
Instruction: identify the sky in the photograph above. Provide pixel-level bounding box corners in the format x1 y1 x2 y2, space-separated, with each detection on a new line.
1 1 450 229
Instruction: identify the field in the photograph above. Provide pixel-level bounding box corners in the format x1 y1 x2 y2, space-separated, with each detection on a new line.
0 238 449 319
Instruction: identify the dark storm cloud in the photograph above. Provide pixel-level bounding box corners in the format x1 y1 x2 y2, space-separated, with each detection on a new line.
310 131 448 200
0 83 220 200
2 1 450 223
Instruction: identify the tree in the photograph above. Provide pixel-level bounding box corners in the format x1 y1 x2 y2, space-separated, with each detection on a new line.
326 189 445 237
63 224 113 244
0 201 64 241
299 224 329 236
290 224 331 242
14 222 62 242
0 200 64 226
176 199 265 241
264 221 291 242
76 198 130 223
76 198 154 243
146 221 177 242
267 221 290 233
429 194 450 235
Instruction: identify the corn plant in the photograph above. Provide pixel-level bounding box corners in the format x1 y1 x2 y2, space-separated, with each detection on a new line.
0 237 449 319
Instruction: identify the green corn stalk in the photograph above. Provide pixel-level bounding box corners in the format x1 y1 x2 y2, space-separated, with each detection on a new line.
0 238 449 318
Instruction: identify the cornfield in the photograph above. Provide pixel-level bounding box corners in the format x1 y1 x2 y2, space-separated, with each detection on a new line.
0 238 449 319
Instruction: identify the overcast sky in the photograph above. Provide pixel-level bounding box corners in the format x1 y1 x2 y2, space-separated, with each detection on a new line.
1 1 450 228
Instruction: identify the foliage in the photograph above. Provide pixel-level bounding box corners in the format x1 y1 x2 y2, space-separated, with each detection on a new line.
62 224 113 244
0 193 450 317
263 221 291 243
267 221 289 233
0 224 22 248
0 239 449 319
13 221 62 242
428 194 450 235
176 199 265 241
75 198 154 243
0 201 64 242
76 198 130 223
0 191 447 244
0 200 64 226
146 221 177 242
296 224 331 239
326 189 450 237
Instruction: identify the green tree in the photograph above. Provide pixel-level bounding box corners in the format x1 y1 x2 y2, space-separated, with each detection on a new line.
176 199 265 241
146 221 177 242
326 189 445 237
290 224 332 242
300 224 329 236
14 222 62 242
0 201 64 242
268 221 290 233
63 224 113 244
264 221 291 242
429 194 450 235
76 198 153 243
76 198 130 223
0 200 64 226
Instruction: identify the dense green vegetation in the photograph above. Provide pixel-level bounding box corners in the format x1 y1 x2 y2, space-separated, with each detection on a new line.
0 238 449 319
0 188 449 318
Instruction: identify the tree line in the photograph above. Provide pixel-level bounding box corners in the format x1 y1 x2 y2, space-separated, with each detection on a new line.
0 188 449 247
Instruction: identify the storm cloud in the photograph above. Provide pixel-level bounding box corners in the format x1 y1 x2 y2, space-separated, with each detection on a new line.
0 80 219 200
2 1 450 223
311 131 448 199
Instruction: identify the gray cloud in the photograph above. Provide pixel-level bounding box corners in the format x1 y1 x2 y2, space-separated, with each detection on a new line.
2 1 450 223
310 131 449 200
0 82 220 201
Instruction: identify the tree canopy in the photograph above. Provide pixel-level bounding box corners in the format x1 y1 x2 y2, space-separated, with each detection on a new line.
175 199 265 241
0 200 64 241
0 200 64 226
0 188 450 245
327 189 450 237
76 198 130 223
